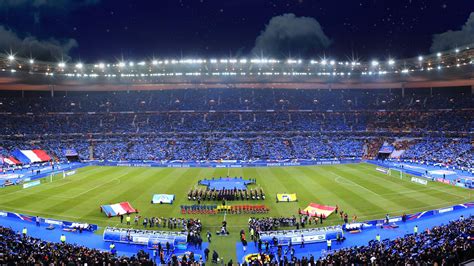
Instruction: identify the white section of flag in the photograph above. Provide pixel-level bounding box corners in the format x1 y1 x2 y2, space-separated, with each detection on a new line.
110 204 125 215
20 150 42 163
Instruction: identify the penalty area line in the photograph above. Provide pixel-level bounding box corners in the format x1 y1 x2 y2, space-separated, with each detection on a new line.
333 175 381 196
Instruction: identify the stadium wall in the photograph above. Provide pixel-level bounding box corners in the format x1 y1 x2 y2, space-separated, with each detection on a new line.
93 158 361 168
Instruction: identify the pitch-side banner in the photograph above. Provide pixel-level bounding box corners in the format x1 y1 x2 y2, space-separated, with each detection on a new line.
23 180 41 189
152 194 175 204
276 193 297 202
411 177 428 185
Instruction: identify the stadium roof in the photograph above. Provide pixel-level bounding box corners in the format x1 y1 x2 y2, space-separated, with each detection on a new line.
0 45 473 91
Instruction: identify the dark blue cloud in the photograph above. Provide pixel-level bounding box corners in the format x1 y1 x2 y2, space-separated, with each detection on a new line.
252 13 331 58
0 25 77 60
431 12 474 52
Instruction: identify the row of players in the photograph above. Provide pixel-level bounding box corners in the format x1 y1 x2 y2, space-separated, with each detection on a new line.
187 188 266 201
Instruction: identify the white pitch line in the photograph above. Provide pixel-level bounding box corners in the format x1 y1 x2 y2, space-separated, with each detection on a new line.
333 174 380 196
380 188 438 197
69 178 121 199
2 191 77 200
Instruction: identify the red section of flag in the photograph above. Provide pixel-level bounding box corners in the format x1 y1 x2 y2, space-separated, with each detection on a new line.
120 202 137 214
299 203 336 217
307 203 336 211
8 156 21 165
32 150 51 161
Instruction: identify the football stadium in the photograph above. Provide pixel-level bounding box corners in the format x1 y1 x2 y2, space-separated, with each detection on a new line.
0 2 473 265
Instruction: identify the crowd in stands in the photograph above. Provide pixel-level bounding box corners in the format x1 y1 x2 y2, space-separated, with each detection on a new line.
1 134 472 171
3 134 473 170
0 87 472 113
1 135 367 166
0 226 153 265
401 137 472 169
316 217 473 265
1 109 472 136
0 87 472 170
0 87 472 137
244 217 473 265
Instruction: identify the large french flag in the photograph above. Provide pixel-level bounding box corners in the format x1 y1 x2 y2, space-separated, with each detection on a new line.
101 202 137 217
11 150 51 164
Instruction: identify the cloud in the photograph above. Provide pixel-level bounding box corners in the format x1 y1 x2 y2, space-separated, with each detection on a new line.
0 0 100 9
0 25 77 61
252 13 331 57
430 12 474 52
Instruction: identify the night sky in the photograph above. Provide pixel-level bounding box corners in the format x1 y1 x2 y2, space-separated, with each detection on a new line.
0 0 473 61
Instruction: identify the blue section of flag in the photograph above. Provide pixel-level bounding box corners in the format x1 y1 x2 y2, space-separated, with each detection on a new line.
101 205 116 216
11 150 31 164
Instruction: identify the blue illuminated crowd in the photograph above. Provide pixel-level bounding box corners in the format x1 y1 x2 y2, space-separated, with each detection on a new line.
401 137 472 170
249 217 473 265
317 217 473 265
0 226 154 265
0 109 472 135
0 88 472 170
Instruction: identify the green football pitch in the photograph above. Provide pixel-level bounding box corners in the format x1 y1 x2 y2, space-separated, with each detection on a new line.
0 163 471 261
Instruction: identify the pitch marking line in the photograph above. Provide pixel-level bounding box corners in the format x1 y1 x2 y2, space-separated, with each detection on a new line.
71 178 121 198
1 178 122 200
333 175 380 196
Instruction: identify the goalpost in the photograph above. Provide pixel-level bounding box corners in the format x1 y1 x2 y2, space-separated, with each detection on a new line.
48 170 68 183
388 168 404 179
376 166 404 179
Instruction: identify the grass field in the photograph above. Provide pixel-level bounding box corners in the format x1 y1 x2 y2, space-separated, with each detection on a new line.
0 163 471 261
